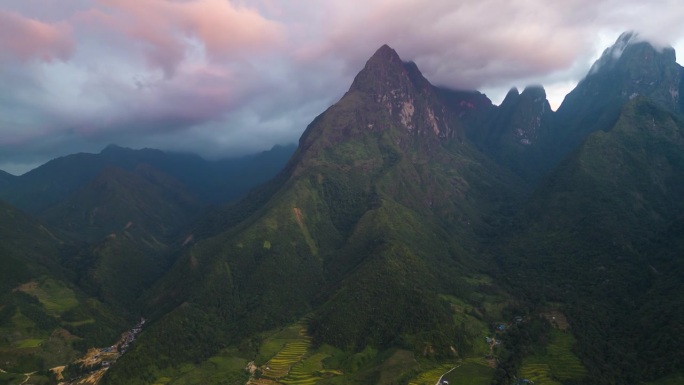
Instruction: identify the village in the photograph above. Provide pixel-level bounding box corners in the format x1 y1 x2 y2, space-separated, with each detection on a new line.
52 318 145 385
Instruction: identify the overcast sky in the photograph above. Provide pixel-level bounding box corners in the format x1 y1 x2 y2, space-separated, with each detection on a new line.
2 0 684 175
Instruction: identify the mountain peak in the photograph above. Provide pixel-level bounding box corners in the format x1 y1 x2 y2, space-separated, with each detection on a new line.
101 144 130 154
521 85 546 98
368 44 402 64
616 30 638 46
559 31 681 118
587 31 676 76
349 44 408 94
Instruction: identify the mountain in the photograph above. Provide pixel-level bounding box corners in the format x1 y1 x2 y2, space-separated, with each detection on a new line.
42 165 200 243
42 165 203 308
0 200 125 380
497 98 684 383
0 169 15 188
102 44 523 384
551 32 684 163
466 86 555 181
0 144 295 213
465 32 684 182
436 88 496 134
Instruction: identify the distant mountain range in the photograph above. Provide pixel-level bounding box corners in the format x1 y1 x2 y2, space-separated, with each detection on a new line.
0 143 296 213
1 32 683 385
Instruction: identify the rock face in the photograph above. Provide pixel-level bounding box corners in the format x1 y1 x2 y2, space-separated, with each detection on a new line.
488 86 552 147
347 45 459 140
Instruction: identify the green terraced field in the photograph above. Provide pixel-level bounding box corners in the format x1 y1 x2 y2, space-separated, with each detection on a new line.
545 331 586 381
518 329 586 384
281 352 328 385
262 328 312 380
518 363 561 385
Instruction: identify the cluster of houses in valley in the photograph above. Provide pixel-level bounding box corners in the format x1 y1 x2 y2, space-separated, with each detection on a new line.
57 318 147 384
117 317 145 355
93 318 146 368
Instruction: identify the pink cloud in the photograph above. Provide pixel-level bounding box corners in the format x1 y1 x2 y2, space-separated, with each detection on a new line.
289 0 602 88
0 10 74 62
92 0 283 76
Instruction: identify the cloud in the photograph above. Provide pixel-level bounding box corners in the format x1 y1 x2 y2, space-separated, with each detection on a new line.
0 10 73 62
84 0 284 76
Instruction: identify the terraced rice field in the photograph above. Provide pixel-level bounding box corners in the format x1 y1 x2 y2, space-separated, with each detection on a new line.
518 363 561 385
261 328 311 380
518 329 586 384
545 332 586 381
280 352 327 385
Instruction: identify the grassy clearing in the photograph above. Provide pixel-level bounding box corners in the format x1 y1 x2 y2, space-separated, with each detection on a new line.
407 363 453 385
152 377 172 385
207 354 247 372
14 338 43 348
16 278 79 315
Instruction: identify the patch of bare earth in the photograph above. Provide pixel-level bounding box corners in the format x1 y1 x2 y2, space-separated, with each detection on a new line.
51 328 80 342
50 366 66 381
13 281 38 293
542 310 569 330
293 207 304 227
72 368 108 385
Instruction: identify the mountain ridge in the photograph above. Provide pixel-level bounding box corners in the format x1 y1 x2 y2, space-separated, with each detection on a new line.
0 143 296 212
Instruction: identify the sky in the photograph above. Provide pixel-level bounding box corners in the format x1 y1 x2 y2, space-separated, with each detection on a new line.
2 0 684 175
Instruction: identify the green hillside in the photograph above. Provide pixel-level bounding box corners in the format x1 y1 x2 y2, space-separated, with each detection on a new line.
0 201 125 379
497 98 684 383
